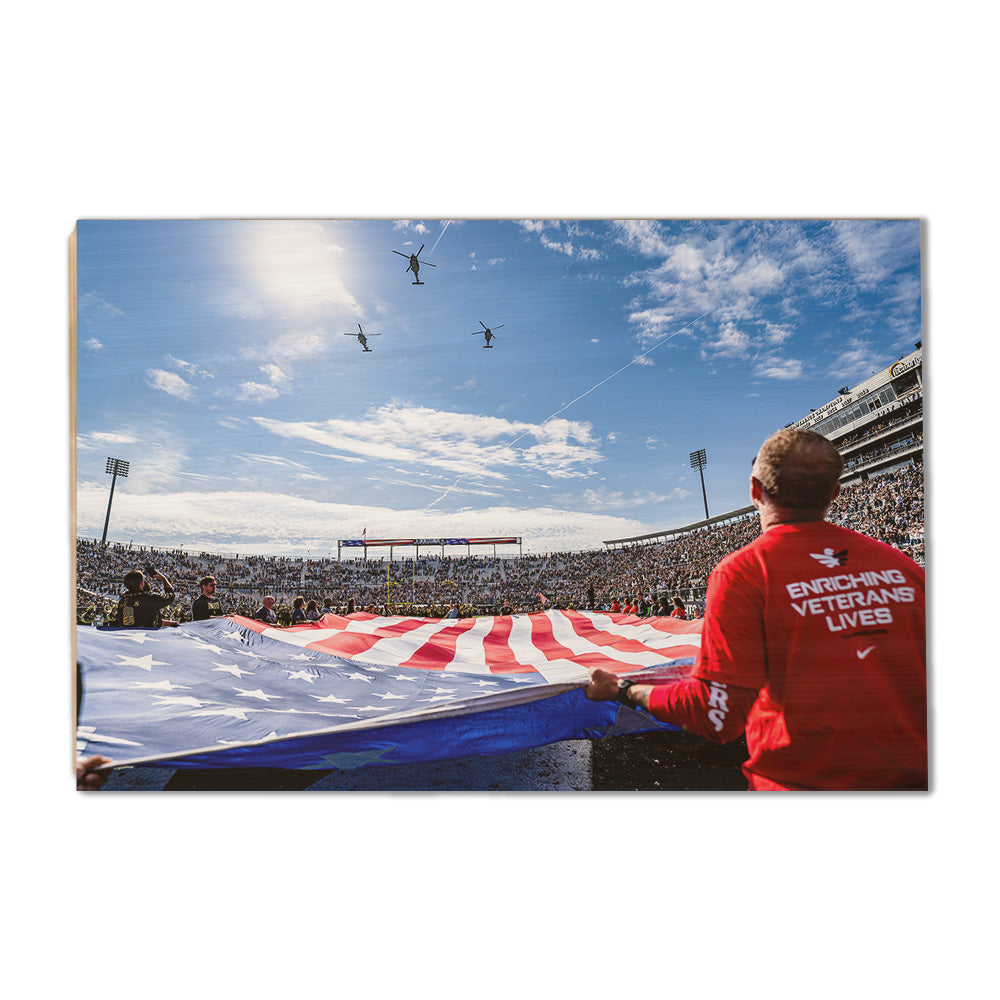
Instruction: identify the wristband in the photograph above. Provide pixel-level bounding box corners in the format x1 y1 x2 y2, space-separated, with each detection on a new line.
616 678 635 706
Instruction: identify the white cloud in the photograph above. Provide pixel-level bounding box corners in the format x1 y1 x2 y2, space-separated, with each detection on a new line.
252 404 605 483
540 235 575 256
266 328 327 363
516 220 555 234
237 381 281 403
612 220 672 258
146 369 195 399
576 487 686 511
754 356 805 380
301 450 367 465
831 220 919 290
259 363 290 385
77 430 137 450
825 337 885 385
628 306 682 339
239 453 312 471
74 484 662 555
165 355 214 379
701 322 752 360
85 337 103 351
731 256 784 294
762 321 795 345
77 429 191 495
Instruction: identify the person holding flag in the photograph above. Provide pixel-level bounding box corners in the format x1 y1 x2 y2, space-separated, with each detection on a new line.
585 428 926 791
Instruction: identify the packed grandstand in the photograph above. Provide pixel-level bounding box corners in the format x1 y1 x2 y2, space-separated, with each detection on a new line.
75 346 924 627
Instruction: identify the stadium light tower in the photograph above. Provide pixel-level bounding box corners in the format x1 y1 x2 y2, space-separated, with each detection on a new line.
689 448 709 521
101 457 129 545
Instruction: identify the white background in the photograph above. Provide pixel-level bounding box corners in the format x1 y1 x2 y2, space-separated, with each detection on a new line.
3 3 992 997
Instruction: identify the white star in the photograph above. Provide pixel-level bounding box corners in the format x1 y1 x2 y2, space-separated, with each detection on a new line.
151 694 206 708
77 725 144 747
285 669 317 683
129 679 190 691
290 653 313 661
114 653 169 671
421 695 455 703
429 687 458 695
234 687 283 701
310 693 352 704
190 640 226 655
473 680 500 687
212 662 253 678
375 692 408 700
115 631 160 645
389 674 418 682
345 672 372 683
190 706 249 721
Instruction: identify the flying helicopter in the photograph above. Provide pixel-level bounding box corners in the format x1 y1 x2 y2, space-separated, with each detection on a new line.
392 244 436 285
471 320 504 347
345 323 379 352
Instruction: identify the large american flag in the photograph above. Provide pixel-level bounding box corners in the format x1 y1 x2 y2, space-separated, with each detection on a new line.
76 610 701 771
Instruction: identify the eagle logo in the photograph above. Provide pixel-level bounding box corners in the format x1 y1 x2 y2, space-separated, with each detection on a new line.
810 547 848 568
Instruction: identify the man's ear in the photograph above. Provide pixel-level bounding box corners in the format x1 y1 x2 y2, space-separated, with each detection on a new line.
750 476 765 504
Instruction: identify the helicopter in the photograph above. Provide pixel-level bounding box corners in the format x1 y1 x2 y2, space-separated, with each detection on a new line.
345 323 379 352
471 320 503 347
392 243 436 284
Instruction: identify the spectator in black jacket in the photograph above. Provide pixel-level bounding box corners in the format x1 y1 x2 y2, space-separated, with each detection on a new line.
114 569 179 628
192 576 223 621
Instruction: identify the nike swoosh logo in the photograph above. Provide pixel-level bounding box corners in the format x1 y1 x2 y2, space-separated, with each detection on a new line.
857 645 876 659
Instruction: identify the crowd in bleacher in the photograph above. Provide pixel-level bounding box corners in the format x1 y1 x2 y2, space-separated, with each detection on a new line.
76 462 924 626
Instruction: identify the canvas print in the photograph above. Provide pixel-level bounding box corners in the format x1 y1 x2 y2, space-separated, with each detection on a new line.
72 219 925 791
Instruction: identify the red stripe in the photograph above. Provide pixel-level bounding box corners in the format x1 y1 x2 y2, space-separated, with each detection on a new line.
479 615 539 674
398 619 479 670
562 609 656 656
528 613 582 662
637 615 704 637
562 610 701 661
309 617 434 660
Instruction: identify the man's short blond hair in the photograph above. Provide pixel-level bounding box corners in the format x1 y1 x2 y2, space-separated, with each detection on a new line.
752 428 843 510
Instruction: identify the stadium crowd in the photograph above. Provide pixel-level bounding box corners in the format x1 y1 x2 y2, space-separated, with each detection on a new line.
76 462 924 626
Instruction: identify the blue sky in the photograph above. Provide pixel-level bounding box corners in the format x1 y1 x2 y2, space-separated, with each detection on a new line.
74 218 921 556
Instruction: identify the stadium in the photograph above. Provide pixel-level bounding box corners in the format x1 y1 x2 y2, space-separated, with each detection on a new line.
75 346 924 791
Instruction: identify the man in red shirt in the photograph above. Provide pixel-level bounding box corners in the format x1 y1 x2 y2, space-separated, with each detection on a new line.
585 428 926 790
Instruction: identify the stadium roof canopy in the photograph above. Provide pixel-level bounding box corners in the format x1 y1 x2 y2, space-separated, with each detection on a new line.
603 506 756 548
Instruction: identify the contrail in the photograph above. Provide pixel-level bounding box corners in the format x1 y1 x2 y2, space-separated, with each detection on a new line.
428 220 451 256
422 306 715 511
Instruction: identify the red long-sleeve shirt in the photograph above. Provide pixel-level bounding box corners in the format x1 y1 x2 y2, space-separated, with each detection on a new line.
643 521 926 791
